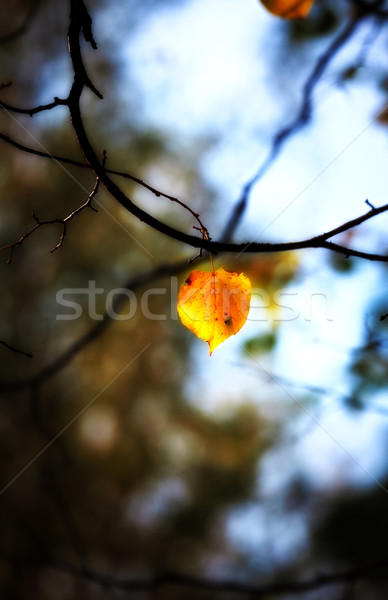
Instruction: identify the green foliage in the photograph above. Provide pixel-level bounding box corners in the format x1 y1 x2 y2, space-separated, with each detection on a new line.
243 331 277 356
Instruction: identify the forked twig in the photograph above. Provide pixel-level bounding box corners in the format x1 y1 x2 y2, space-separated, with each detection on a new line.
0 151 106 263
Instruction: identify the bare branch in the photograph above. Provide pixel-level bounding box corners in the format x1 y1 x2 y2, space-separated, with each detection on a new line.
1 1 387 267
2 555 388 597
0 340 32 359
68 0 102 99
0 258 192 392
0 96 68 116
0 132 211 234
1 130 387 261
222 1 386 240
318 200 388 239
2 196 386 390
1 213 40 264
319 239 388 262
2 196 386 392
0 157 104 263
64 0 388 262
56 558 388 596
352 0 388 16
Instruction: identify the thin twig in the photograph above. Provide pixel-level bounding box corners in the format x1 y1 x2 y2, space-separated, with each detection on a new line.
0 132 210 240
2 2 388 262
1 132 387 260
0 153 105 263
222 0 386 240
0 257 192 392
63 0 388 262
189 224 212 263
0 340 32 359
0 96 68 115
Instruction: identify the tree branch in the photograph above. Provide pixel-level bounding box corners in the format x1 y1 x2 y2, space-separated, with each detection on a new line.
0 157 104 263
64 0 388 262
0 96 68 115
1 1 388 265
0 132 210 240
0 258 191 392
1 129 388 261
0 340 32 359
222 0 386 240
2 555 388 597
57 558 388 596
1 195 387 391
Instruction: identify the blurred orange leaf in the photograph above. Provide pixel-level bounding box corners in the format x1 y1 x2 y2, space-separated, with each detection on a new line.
260 0 314 18
177 267 251 355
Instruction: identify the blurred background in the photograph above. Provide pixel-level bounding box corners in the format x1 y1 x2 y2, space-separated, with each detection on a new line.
1 0 388 598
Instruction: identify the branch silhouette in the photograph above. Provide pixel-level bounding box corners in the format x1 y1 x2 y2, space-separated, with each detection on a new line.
222 0 387 240
1 4 388 599
0 340 32 359
0 96 67 115
2 132 387 260
2 554 388 597
0 0 387 396
1 0 388 262
1 195 387 393
0 258 191 392
0 132 210 246
0 158 103 263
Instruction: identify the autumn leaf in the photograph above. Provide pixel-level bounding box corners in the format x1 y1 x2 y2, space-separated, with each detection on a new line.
177 267 251 355
226 252 299 324
259 0 314 19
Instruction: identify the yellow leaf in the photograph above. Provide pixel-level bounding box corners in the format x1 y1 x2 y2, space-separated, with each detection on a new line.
177 267 251 356
260 0 314 19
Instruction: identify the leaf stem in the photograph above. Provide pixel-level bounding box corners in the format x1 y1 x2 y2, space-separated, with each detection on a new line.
209 252 215 273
